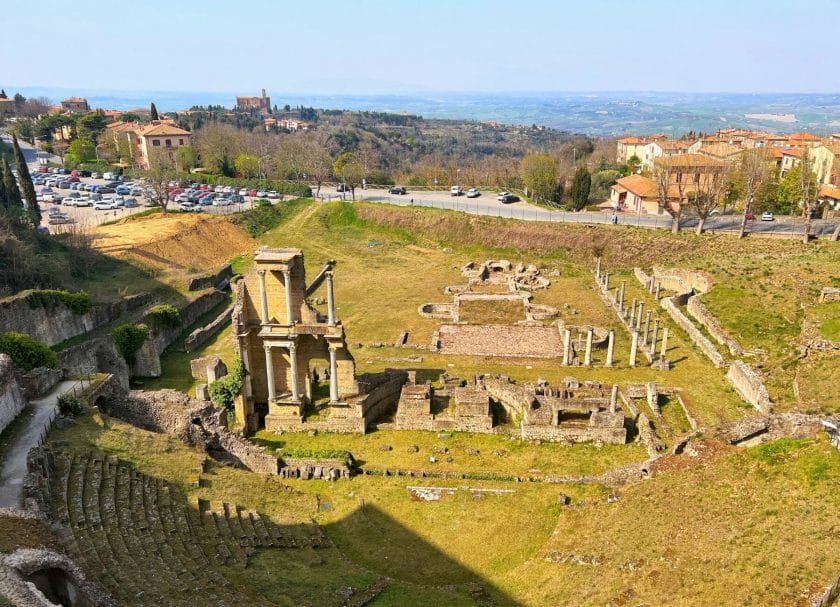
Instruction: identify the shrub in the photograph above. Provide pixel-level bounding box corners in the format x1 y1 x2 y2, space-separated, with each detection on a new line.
279 448 352 461
207 358 247 411
25 289 93 315
147 304 181 330
57 392 84 416
111 324 149 364
0 332 58 371
229 198 307 237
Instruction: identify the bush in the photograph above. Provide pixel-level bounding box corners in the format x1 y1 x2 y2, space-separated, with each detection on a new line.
0 332 58 371
26 289 93 315
207 358 247 411
147 304 181 330
57 393 84 416
279 448 352 461
111 324 149 364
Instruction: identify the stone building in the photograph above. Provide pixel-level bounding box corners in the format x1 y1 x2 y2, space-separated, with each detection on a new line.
61 96 90 113
232 248 358 432
236 89 271 114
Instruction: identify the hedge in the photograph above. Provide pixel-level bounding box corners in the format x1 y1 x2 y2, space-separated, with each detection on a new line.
125 169 312 198
111 324 149 364
208 358 246 412
0 332 58 371
147 304 181 330
26 289 93 315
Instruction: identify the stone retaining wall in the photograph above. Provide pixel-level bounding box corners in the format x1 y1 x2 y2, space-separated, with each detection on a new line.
359 369 408 429
0 354 27 436
17 367 62 399
687 296 743 356
652 266 713 294
184 303 234 352
0 291 149 347
57 338 129 390
278 457 351 480
660 297 726 368
187 263 232 291
726 360 772 414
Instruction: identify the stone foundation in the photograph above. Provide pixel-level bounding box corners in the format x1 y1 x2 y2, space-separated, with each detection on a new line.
726 361 772 414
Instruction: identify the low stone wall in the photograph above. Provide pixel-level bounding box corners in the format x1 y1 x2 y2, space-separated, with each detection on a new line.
184 303 233 353
660 297 726 368
652 266 713 294
57 338 129 390
809 573 840 607
0 291 149 348
17 367 62 399
278 457 351 480
0 354 27 436
819 287 840 303
687 296 742 356
726 360 772 414
133 291 228 377
395 413 494 433
358 369 408 429
521 424 626 444
187 263 232 291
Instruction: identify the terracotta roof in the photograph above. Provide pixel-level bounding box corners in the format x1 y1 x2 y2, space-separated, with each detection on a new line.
788 132 821 142
782 148 803 158
655 139 692 151
818 184 840 200
770 148 785 159
614 175 657 198
697 142 743 159
618 137 647 145
656 154 727 168
139 124 191 137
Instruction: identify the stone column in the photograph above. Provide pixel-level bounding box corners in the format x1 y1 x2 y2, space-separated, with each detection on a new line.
660 328 669 358
635 302 644 331
328 346 339 402
263 346 275 402
604 272 610 292
605 330 615 367
562 328 572 366
257 270 269 323
610 384 618 413
595 257 601 280
655 283 661 300
584 328 593 366
326 271 336 326
618 280 625 310
629 330 639 367
642 311 651 346
650 319 660 355
649 278 655 294
629 299 637 326
283 270 295 325
288 342 300 401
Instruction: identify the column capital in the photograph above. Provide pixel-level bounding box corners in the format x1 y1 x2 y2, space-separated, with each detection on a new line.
257 269 266 276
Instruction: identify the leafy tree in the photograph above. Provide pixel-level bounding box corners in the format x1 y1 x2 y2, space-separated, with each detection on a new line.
66 138 96 165
175 146 197 171
13 93 25 107
75 111 107 142
569 166 591 210
57 393 84 416
0 332 58 371
150 102 159 121
207 358 247 411
146 148 177 212
627 154 641 174
111 324 149 365
234 153 260 178
590 169 621 200
2 157 23 212
520 153 557 203
12 136 40 227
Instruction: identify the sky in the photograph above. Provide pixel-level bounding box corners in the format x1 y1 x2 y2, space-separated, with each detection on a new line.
3 0 840 95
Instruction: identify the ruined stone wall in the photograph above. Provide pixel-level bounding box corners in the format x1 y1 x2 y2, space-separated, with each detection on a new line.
184 303 233 352
57 338 129 390
17 367 62 399
819 287 840 303
651 266 713 294
687 296 743 356
726 360 772 414
278 457 351 480
0 354 28 436
521 424 626 444
660 296 726 368
480 377 529 421
358 369 407 428
187 263 232 291
0 292 149 348
395 413 493 433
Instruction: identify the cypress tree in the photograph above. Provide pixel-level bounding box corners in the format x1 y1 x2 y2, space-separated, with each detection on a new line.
150 102 159 121
569 166 592 211
2 158 23 210
12 137 40 227
0 162 7 210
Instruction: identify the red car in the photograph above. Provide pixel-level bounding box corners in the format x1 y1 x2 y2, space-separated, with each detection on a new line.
199 183 209 191
68 176 80 183
38 165 49 173
247 189 257 197
745 211 755 220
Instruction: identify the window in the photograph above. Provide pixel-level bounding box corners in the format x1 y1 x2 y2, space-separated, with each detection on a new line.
165 139 172 147
676 172 682 183
694 173 700 183
179 138 184 145
152 140 160 147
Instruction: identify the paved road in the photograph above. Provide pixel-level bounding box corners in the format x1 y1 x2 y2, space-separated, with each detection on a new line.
350 187 838 237
0 380 81 509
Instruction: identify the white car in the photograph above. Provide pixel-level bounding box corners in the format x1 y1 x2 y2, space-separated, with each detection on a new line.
496 191 511 202
179 202 201 212
61 197 77 206
466 188 480 198
238 188 248 196
267 191 279 199
256 190 267 197
73 198 92 207
93 201 117 210
450 185 463 196
42 193 58 202
761 211 775 221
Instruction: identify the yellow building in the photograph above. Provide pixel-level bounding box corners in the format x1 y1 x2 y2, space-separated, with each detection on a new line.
808 143 840 185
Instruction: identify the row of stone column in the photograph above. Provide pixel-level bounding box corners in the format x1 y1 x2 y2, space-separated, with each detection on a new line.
263 342 340 404
595 258 670 368
256 269 337 326
561 327 616 367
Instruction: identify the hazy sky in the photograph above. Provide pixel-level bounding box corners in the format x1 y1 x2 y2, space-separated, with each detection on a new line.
4 0 839 94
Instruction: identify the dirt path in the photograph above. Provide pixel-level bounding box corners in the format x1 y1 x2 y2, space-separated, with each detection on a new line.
0 380 82 509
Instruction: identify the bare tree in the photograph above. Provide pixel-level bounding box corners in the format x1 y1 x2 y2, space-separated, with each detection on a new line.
687 164 728 235
299 139 333 198
735 148 772 238
652 161 683 233
146 149 177 213
800 151 818 244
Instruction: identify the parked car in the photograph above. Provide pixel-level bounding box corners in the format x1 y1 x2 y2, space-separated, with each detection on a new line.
61 197 77 206
68 176 80 183
466 188 480 198
115 185 131 195
389 186 407 195
337 184 350 192
228 194 245 203
113 196 126 206
90 172 102 179
67 191 81 199
450 185 463 196
256 190 268 198
130 187 144 196
267 191 280 199
174 193 191 203
198 195 215 206
93 200 118 210
42 193 57 203
48 215 75 225
123 198 139 208
213 198 233 206
744 211 756 220
761 211 775 221
498 193 519 203
73 198 92 207
496 191 511 201
179 202 201 212
58 180 72 189
37 166 48 173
